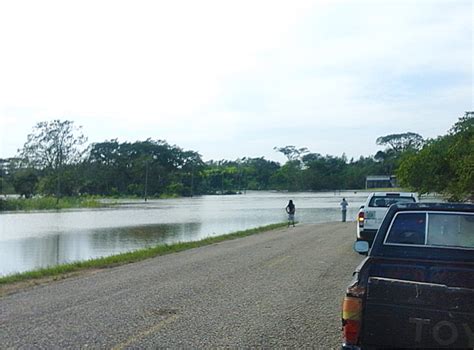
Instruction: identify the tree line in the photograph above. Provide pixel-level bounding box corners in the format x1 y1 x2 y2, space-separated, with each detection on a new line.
1 112 472 201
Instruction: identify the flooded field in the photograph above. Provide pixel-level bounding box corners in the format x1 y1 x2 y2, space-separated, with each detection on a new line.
0 191 367 276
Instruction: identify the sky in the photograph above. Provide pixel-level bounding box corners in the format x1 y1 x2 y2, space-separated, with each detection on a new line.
0 0 472 164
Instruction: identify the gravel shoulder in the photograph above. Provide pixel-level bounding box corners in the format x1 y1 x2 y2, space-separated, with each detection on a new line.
0 222 363 349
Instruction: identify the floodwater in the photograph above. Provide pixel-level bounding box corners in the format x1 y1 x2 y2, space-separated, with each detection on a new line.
0 191 367 276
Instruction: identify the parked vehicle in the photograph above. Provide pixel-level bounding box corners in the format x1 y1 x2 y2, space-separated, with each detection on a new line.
357 192 418 245
343 202 474 349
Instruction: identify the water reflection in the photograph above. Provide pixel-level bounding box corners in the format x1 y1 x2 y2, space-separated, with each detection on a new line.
0 223 205 276
0 191 367 276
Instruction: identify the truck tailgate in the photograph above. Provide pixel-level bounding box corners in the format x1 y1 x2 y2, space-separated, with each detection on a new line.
362 277 474 348
363 208 386 230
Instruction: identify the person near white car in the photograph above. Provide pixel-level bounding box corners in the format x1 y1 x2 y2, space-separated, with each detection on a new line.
340 198 349 222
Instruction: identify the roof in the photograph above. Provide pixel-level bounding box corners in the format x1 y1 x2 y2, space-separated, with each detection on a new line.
370 192 417 197
366 175 392 181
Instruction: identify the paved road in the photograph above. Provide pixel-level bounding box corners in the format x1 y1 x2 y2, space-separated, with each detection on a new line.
0 222 363 349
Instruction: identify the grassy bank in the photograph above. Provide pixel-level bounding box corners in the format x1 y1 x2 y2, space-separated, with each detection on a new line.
0 222 287 286
0 196 107 211
0 194 190 211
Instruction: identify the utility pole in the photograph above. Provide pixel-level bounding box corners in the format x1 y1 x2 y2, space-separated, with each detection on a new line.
56 164 61 205
0 163 4 197
144 159 149 202
191 165 194 197
221 170 224 194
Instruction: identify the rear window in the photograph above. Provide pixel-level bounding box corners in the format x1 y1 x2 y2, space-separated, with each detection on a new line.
385 212 474 249
385 213 426 245
369 196 416 208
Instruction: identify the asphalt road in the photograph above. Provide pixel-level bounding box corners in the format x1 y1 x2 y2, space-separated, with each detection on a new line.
0 222 363 349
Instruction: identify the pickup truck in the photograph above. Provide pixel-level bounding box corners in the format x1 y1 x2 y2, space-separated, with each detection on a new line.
343 202 474 349
357 192 419 245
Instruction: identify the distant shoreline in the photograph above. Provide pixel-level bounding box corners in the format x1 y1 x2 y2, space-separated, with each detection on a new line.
0 189 444 213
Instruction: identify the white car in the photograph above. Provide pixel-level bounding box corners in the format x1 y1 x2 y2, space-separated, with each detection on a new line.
356 192 419 245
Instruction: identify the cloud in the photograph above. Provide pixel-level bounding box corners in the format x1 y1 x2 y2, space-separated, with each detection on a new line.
0 0 471 161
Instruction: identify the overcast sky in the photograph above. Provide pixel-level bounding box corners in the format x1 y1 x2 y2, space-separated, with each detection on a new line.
0 0 472 163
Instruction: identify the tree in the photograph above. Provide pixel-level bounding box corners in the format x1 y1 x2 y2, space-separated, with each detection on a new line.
302 153 347 190
273 145 309 162
445 112 474 200
374 132 424 175
273 146 308 191
397 137 452 195
376 132 424 153
84 139 205 197
241 157 280 190
12 169 38 198
397 112 473 201
0 157 21 195
19 120 87 200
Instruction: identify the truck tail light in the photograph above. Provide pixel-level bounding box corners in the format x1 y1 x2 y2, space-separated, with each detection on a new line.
342 296 362 344
358 212 365 227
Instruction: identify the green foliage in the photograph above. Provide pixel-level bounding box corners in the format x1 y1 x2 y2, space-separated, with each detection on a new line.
398 112 473 201
12 117 470 203
273 145 309 161
0 159 16 194
342 156 385 189
447 114 474 199
0 196 103 211
19 120 87 170
376 132 424 153
127 183 144 197
0 179 14 194
273 161 302 191
302 154 345 190
83 139 205 197
243 157 280 190
18 120 87 200
36 167 82 197
165 182 185 196
5 137 400 201
12 168 38 198
374 133 425 175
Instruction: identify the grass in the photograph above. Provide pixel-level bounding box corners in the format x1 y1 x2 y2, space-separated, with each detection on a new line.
0 222 288 286
0 196 105 211
0 194 186 211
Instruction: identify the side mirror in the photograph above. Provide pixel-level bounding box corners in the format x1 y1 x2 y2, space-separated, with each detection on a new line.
354 241 369 255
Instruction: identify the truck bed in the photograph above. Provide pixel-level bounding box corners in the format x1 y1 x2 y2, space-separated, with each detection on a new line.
361 277 474 348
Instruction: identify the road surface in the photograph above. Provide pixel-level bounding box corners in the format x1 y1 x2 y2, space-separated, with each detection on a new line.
0 222 363 349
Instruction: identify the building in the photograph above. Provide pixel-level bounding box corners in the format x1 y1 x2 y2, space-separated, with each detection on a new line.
365 175 398 189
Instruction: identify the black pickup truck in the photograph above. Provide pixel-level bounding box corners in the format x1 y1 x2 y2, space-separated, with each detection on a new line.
342 203 474 349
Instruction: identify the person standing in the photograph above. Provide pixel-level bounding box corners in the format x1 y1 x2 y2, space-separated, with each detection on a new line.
286 200 296 227
340 197 349 222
